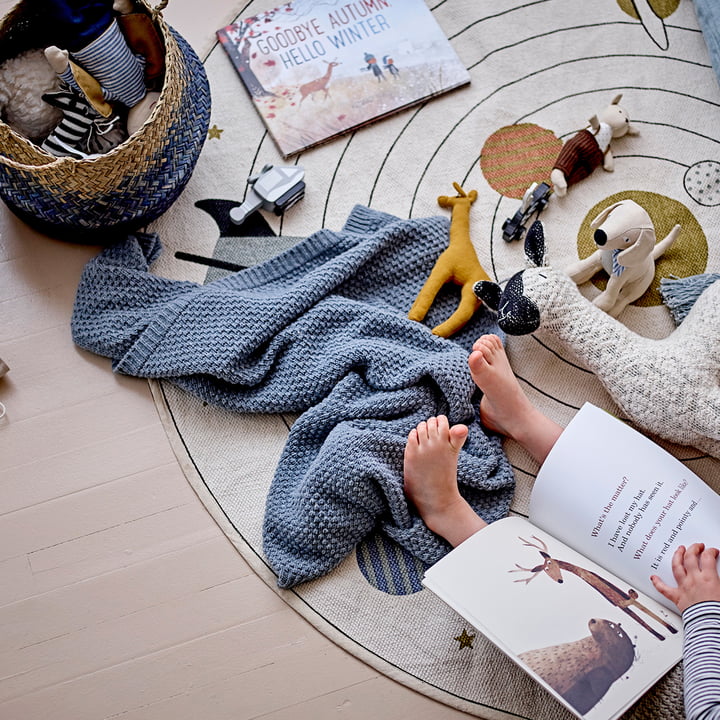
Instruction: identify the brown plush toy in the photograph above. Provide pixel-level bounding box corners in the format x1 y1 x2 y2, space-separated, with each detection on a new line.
408 182 491 337
550 94 639 197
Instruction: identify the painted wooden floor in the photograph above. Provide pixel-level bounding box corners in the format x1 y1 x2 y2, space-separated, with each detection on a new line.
0 1 471 717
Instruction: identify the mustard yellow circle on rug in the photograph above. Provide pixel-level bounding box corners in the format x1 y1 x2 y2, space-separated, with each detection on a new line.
616 0 680 20
480 124 562 199
575 191 708 307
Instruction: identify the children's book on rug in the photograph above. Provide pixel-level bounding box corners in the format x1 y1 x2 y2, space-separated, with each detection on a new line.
216 0 471 157
423 402 720 720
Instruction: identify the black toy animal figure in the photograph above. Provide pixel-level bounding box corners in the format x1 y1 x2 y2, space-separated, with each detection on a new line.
172 200 278 272
472 220 720 458
194 199 276 239
472 220 546 336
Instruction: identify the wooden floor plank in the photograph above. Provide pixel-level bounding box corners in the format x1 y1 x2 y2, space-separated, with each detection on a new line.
0 244 94 304
1 422 176 513
0 502 220 608
0 462 196 560
0 572 292 702
263 677 475 720
0 384 162 470
0 605 381 720
0 0 473 717
1 535 247 636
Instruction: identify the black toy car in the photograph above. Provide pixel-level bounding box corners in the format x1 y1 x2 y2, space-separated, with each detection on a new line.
501 181 553 242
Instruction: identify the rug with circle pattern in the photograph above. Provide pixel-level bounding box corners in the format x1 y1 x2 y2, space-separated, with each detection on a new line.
149 1 720 717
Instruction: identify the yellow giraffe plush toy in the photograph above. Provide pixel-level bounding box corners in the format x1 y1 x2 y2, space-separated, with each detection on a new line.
408 182 491 337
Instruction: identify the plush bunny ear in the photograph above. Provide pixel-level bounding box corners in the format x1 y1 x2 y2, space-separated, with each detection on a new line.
524 220 547 268
495 271 541 335
473 280 502 311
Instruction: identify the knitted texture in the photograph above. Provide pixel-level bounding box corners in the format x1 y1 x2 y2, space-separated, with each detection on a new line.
512 266 720 458
694 0 720 86
552 128 605 186
71 206 515 587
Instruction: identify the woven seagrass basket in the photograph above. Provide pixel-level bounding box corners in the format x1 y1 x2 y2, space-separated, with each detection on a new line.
0 0 211 241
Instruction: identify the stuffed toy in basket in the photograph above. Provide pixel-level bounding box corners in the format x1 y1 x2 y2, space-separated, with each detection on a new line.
0 0 210 241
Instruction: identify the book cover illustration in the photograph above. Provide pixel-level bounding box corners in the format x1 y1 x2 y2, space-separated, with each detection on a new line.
422 516 683 720
217 0 471 157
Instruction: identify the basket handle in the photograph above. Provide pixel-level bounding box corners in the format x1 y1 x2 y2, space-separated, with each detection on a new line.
151 0 169 19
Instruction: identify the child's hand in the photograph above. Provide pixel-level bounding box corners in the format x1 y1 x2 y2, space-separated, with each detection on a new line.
651 543 720 613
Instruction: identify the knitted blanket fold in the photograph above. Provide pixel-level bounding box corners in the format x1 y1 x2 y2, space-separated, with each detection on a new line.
71 206 515 587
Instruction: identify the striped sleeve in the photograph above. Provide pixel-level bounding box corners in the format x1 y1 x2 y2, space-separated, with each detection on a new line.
683 601 720 720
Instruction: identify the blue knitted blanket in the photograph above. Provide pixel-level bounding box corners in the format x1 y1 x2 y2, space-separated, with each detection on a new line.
71 205 515 587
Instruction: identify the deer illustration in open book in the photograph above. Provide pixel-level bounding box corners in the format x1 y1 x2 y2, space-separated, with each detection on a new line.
298 60 340 103
510 536 678 641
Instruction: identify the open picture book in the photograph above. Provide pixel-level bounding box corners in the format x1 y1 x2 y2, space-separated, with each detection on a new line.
423 403 720 720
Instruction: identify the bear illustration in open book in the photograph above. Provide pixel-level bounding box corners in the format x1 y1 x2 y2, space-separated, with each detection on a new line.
510 536 678 640
519 617 636 715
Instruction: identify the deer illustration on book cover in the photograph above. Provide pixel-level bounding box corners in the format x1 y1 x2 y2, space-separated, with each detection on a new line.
217 0 471 157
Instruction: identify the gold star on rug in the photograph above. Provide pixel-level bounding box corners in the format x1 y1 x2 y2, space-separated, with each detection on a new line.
454 628 475 650
208 124 223 140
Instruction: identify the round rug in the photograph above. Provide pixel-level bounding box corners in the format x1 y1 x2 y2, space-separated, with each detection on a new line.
149 1 720 717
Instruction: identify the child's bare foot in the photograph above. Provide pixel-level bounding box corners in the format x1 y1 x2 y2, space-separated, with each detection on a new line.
469 334 534 437
468 335 562 465
403 415 487 547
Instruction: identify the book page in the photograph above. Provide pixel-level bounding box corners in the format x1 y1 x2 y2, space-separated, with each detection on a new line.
423 516 682 720
529 403 720 611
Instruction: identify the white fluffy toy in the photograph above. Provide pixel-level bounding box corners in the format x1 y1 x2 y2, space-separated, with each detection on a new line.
473 221 720 458
0 49 63 142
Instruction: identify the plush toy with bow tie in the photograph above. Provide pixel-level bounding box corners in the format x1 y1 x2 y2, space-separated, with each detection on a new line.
564 198 681 317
